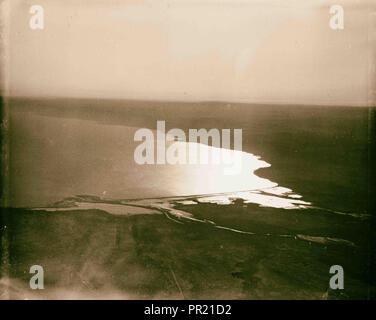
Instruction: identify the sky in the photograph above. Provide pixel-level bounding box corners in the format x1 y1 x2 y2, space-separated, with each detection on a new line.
2 0 375 105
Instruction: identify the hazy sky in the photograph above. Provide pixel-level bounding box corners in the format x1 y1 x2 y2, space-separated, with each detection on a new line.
2 0 375 105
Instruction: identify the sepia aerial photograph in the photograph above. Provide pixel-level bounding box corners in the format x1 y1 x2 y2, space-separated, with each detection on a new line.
0 0 375 302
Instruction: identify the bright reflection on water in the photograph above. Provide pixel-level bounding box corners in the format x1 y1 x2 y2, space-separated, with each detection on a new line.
163 141 311 209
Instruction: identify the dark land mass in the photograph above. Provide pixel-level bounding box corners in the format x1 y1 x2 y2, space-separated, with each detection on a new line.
1 98 375 299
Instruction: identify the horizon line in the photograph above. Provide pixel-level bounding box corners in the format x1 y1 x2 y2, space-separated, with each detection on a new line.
3 94 375 108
